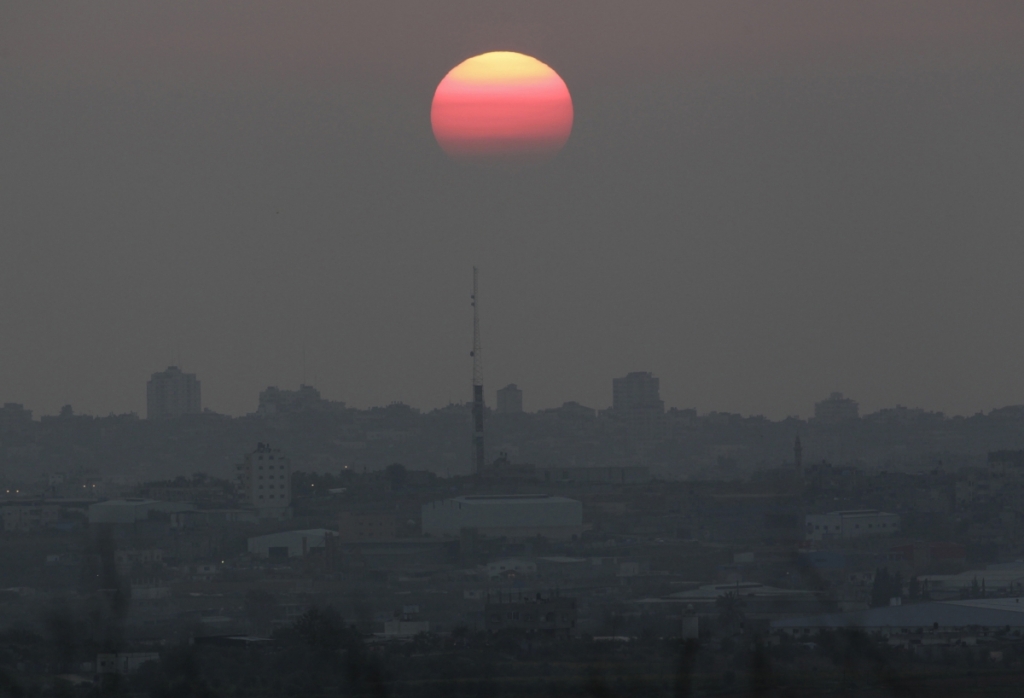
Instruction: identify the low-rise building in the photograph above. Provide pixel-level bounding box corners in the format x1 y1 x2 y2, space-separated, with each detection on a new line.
484 590 576 636
421 494 584 540
805 510 900 541
88 499 193 525
485 558 537 579
773 597 1024 634
337 512 397 540
0 501 59 532
248 529 337 559
382 620 430 637
96 652 160 675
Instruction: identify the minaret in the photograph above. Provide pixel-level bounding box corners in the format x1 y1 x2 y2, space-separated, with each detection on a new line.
471 268 485 475
794 435 803 473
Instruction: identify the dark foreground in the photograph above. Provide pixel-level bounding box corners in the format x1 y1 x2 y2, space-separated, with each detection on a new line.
4 610 1024 698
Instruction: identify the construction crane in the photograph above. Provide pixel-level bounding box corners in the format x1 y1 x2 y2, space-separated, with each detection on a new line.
471 267 484 475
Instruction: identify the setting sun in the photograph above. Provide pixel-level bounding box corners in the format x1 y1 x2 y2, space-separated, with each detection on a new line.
431 51 573 163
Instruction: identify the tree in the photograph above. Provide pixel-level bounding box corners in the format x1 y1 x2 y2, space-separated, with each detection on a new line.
716 591 746 634
293 606 348 655
870 568 890 608
244 589 279 634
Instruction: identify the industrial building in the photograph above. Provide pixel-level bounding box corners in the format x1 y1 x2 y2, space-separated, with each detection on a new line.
537 465 651 484
88 499 193 525
805 510 900 541
484 589 577 636
421 494 584 540
633 582 824 620
0 501 60 532
773 597 1024 633
247 528 337 558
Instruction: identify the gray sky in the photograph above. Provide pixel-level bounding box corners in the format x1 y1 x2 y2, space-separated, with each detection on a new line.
2 1 1024 419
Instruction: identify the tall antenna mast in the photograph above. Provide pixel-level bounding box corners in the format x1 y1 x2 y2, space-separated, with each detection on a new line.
471 267 485 475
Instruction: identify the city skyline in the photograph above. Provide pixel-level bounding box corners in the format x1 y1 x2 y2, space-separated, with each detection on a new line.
1 364 1021 423
4 2 1024 419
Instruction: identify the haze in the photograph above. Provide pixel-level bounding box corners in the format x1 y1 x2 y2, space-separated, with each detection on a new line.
2 1 1024 418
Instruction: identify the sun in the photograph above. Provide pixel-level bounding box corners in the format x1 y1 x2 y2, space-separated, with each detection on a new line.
431 52 574 164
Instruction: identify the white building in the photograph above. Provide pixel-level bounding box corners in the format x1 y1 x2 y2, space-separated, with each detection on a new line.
421 494 584 540
236 443 292 519
248 528 337 559
146 366 201 420
805 510 900 541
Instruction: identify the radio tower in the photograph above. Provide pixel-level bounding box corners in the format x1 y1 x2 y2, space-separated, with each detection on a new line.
471 267 485 475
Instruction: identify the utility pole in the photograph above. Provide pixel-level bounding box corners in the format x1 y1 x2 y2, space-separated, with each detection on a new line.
471 267 485 475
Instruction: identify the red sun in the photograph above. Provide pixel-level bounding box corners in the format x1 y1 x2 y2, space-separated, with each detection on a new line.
431 52 573 164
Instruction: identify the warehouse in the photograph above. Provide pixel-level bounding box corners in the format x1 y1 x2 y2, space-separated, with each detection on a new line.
247 529 337 558
421 494 584 540
804 510 900 541
88 499 193 525
773 597 1024 634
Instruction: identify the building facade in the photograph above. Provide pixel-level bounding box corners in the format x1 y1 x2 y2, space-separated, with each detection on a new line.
146 366 201 420
421 494 584 540
248 528 337 558
0 502 59 532
805 510 900 541
612 372 664 412
813 392 859 423
236 443 292 518
496 384 524 414
610 372 666 442
337 512 397 540
484 590 576 636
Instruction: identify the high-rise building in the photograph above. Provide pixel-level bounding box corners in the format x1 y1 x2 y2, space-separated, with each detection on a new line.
610 372 665 443
612 372 664 412
146 366 201 420
235 442 292 519
0 403 33 436
256 385 344 416
814 392 859 423
496 384 523 414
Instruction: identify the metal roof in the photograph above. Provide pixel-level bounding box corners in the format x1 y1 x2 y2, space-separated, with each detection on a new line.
773 599 1024 629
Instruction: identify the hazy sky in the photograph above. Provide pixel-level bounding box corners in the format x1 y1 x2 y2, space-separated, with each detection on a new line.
2 1 1024 419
